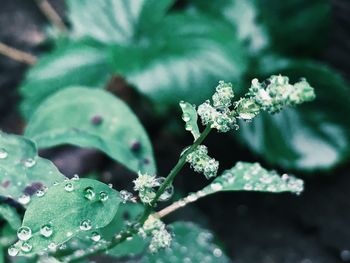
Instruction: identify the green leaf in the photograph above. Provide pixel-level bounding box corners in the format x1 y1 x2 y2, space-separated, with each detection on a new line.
203 162 303 195
25 87 156 174
0 204 21 230
110 12 248 109
238 58 350 171
13 178 120 256
140 221 230 263
68 0 175 44
256 0 330 54
19 41 112 120
191 0 330 55
0 246 3 263
179 101 200 140
59 203 147 259
190 0 269 53
0 132 65 203
20 0 248 118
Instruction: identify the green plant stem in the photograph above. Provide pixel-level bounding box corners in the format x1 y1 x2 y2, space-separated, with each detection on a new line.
66 125 212 262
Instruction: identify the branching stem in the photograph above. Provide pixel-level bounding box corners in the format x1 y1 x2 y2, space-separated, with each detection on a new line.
34 0 67 32
0 42 37 65
66 126 212 262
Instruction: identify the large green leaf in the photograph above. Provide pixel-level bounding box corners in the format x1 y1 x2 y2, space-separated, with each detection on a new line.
20 0 248 118
0 132 65 203
68 0 175 44
20 41 112 119
110 12 248 108
140 221 231 263
237 59 350 171
25 88 156 174
190 0 269 53
203 162 303 195
256 0 330 54
12 178 120 256
191 0 330 55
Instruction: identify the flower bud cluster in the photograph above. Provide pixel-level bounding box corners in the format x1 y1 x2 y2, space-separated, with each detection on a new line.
133 172 157 204
133 172 173 204
247 75 315 114
139 215 172 253
186 145 219 179
197 81 237 132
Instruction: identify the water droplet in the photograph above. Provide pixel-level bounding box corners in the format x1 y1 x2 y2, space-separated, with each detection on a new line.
120 190 133 203
72 174 80 181
80 220 92 231
90 232 101 242
24 158 36 168
159 185 174 201
213 248 222 257
340 250 350 262
66 231 73 237
0 148 8 159
185 123 193 131
99 191 109 202
36 189 46 197
64 183 74 192
48 242 57 251
244 183 253 191
182 113 191 122
21 242 32 253
40 224 53 238
83 187 95 200
18 194 31 205
8 246 19 256
108 183 113 188
210 183 223 191
17 226 32 241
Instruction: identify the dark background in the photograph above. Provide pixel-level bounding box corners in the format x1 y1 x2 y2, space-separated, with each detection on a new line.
0 1 350 262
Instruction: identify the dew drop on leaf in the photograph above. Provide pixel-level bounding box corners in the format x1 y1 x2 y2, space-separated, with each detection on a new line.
182 113 191 122
159 185 174 201
8 246 19 256
72 174 80 181
18 194 31 205
83 187 95 200
40 224 53 238
17 226 32 241
0 148 8 159
64 182 74 192
80 220 92 231
24 158 36 168
48 242 57 251
99 191 109 202
90 232 101 242
21 242 33 253
36 189 45 197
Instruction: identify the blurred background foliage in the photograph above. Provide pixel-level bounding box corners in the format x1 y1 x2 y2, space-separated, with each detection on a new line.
1 0 350 262
17 0 350 172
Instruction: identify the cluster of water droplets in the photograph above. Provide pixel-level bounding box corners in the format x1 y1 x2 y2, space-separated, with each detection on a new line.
205 162 304 195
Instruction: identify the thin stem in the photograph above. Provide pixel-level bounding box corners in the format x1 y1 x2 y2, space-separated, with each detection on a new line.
35 0 67 32
0 42 37 65
156 189 208 218
66 126 212 262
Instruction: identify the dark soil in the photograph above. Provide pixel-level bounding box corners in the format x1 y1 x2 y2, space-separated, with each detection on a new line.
1 1 350 263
